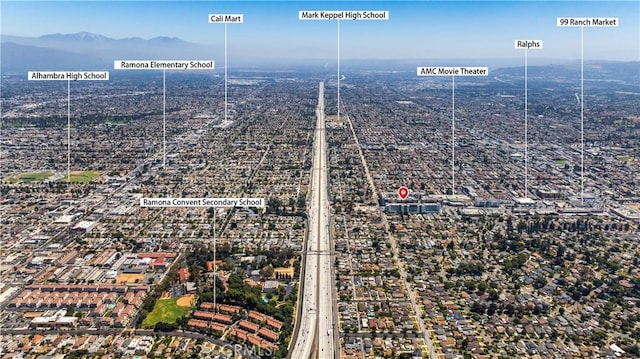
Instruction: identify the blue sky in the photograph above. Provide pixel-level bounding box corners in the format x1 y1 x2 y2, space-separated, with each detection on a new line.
1 1 638 60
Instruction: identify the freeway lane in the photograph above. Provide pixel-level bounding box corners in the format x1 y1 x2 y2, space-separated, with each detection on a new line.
316 82 336 359
289 82 336 359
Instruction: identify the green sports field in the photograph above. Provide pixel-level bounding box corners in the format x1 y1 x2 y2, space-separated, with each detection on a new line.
61 171 102 183
141 298 190 329
326 115 347 123
616 156 634 162
6 171 53 183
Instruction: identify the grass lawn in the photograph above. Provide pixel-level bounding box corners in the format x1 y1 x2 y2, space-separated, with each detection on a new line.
616 156 634 162
7 171 53 183
141 298 190 329
553 159 567 166
61 171 102 183
326 115 347 123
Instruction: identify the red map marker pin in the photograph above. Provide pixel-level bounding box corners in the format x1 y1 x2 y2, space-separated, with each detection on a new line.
397 186 409 200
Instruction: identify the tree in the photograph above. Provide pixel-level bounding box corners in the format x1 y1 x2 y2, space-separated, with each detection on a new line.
154 322 177 332
477 281 488 294
488 303 497 316
533 276 547 289
260 264 275 278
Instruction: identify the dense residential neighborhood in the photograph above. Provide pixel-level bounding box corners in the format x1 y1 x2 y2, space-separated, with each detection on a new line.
1 64 638 358
1 2 639 353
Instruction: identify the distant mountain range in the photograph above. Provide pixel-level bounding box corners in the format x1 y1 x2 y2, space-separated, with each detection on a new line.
2 32 639 77
1 32 216 72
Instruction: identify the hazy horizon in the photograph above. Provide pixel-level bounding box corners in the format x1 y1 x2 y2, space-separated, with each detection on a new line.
1 1 639 62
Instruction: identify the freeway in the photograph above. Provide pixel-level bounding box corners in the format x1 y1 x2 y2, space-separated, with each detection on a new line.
315 82 337 359
289 82 336 359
